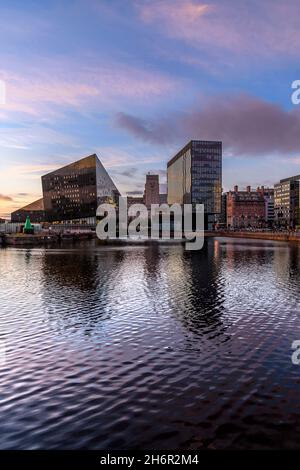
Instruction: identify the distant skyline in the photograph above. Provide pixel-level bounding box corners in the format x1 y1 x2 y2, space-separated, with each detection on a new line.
1 0 300 218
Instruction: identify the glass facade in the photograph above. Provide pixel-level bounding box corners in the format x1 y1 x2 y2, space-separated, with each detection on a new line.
167 143 192 204
274 179 300 228
167 140 222 226
42 154 119 222
11 198 45 223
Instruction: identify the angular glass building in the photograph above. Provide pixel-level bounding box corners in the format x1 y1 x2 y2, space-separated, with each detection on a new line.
11 198 45 223
42 154 120 223
167 140 222 229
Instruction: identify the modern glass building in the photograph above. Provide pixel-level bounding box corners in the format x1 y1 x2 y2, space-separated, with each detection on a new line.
42 154 120 223
11 198 45 223
167 140 222 229
274 176 300 228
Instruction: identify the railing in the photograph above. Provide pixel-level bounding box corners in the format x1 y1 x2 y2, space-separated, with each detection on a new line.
0 223 42 234
48 224 95 234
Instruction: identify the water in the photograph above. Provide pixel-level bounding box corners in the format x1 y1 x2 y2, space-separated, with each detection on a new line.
1 237 300 450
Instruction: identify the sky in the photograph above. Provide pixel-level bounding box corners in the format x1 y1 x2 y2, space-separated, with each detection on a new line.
1 0 300 218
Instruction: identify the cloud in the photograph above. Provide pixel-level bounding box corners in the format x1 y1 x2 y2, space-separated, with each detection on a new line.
0 194 13 201
0 191 41 219
118 167 139 178
96 146 167 168
137 0 300 59
115 94 300 158
0 124 82 156
152 169 167 177
113 112 169 145
140 1 211 26
0 57 179 119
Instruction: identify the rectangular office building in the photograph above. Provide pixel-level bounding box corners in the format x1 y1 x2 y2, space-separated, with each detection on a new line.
274 176 300 228
167 140 222 229
42 154 120 223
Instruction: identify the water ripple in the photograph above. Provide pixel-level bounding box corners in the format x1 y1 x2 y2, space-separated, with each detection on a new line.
1 238 300 449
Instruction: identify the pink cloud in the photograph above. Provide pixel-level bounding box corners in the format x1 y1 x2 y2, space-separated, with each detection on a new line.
0 124 82 153
140 1 211 23
137 0 300 59
0 58 179 118
115 94 300 157
0 194 13 202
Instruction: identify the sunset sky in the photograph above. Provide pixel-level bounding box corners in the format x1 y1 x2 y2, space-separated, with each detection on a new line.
1 0 300 218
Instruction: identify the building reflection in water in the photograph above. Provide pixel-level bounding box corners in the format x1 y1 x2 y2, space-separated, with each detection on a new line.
39 240 228 349
41 243 126 336
2 239 300 449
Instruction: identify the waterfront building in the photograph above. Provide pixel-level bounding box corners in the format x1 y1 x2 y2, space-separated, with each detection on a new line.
274 176 300 228
143 173 160 209
167 140 222 230
11 198 45 223
227 186 265 229
257 186 275 226
216 192 227 228
42 154 119 223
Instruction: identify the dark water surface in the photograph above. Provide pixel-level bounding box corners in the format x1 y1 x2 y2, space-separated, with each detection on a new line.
1 237 300 449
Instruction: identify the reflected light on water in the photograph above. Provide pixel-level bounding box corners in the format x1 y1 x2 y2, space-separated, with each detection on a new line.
0 238 300 449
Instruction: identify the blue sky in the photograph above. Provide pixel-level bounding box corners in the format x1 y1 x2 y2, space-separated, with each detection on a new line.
1 0 300 217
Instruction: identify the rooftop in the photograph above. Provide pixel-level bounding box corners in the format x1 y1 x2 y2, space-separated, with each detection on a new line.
167 140 222 168
18 198 44 211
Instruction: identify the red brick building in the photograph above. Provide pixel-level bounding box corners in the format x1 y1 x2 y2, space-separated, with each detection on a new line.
227 186 266 229
144 174 160 209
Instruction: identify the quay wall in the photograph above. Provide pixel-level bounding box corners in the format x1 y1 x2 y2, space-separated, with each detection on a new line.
2 230 300 247
206 231 300 242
